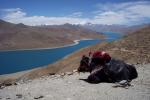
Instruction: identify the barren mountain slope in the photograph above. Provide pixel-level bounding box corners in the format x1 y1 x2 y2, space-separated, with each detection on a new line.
0 20 105 50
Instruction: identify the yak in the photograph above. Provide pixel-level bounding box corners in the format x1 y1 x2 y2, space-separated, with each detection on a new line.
78 55 138 84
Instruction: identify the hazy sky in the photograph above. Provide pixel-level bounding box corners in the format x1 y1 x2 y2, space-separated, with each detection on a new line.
0 0 150 25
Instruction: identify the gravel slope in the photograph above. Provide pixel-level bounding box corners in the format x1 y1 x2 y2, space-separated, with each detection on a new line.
0 64 150 100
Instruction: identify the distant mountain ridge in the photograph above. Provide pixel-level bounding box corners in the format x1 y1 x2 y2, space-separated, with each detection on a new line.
81 23 149 34
0 19 105 50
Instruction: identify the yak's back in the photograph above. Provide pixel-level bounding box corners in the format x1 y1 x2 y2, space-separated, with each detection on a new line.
106 59 126 73
104 59 138 82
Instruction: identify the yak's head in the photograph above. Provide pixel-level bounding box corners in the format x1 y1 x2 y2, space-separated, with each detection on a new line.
78 55 91 72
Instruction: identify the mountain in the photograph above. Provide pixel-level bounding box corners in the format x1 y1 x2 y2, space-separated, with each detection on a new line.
81 23 149 34
0 20 105 50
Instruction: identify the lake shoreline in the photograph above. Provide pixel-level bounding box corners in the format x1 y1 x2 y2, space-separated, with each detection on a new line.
0 38 96 78
0 38 94 52
0 65 47 82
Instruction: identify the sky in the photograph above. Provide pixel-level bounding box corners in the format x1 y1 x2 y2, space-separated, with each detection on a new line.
0 0 150 26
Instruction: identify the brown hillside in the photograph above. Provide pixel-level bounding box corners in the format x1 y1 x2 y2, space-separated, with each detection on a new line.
0 20 105 50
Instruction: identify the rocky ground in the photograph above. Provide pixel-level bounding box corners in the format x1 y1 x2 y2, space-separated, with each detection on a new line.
0 64 150 100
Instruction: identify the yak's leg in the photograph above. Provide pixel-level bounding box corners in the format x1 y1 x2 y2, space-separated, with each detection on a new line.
87 74 101 83
87 66 104 83
118 80 131 86
115 69 131 87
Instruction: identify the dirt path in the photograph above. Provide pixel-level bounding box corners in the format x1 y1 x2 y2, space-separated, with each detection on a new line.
0 64 150 100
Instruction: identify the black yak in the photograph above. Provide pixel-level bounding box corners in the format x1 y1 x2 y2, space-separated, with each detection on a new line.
78 51 138 85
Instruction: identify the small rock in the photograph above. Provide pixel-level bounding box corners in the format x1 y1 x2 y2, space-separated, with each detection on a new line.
0 85 5 89
0 85 2 89
60 73 66 78
55 74 61 78
6 97 11 99
14 82 17 85
60 73 65 76
73 69 77 73
16 94 23 98
4 82 12 86
34 95 44 99
0 82 12 89
65 72 73 75
17 79 24 84
49 73 55 75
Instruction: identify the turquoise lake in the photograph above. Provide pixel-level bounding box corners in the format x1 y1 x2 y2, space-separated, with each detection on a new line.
0 32 122 75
